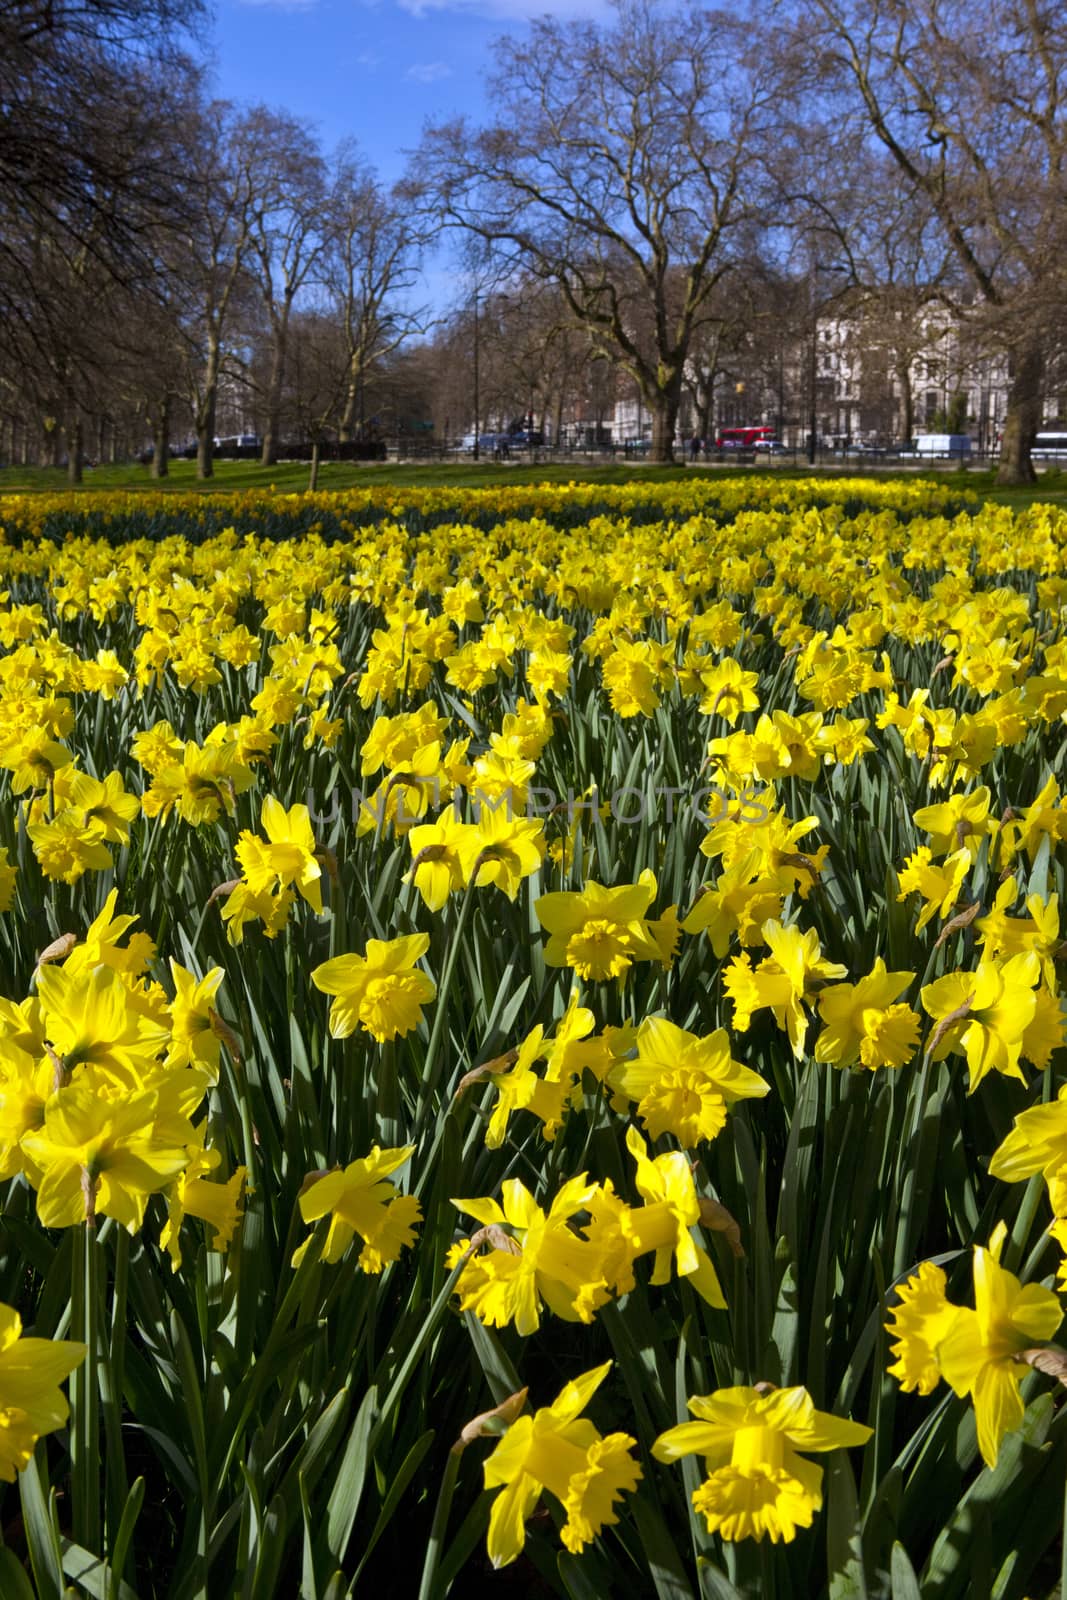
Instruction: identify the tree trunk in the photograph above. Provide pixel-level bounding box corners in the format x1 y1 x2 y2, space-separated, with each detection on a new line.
308 439 321 492
151 396 171 479
697 387 713 443
649 387 680 464
197 336 220 480
66 416 83 484
996 343 1043 487
260 311 290 467
337 357 360 444
895 359 914 445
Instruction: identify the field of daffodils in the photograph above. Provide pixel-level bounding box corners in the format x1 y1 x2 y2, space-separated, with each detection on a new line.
0 476 1064 1598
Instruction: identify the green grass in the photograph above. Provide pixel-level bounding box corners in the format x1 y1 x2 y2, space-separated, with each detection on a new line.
2 456 1066 507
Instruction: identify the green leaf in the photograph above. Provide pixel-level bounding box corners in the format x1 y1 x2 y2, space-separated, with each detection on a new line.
59 1542 138 1600
889 1542 922 1600
325 1384 378 1563
18 1447 64 1600
352 1429 435 1582
0 1547 39 1600
248 1495 288 1600
630 1489 697 1600
107 1478 145 1600
826 1448 869 1600
922 1394 1054 1595
461 1314 523 1405
695 1564 746 1600
557 1554 599 1600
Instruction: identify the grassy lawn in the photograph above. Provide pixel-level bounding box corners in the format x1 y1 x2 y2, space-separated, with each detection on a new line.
2 455 1065 507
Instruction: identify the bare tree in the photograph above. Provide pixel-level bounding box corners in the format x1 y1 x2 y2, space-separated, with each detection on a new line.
417 0 782 462
235 108 328 467
177 100 259 479
324 151 426 447
0 2 205 366
788 0 1067 484
284 309 352 489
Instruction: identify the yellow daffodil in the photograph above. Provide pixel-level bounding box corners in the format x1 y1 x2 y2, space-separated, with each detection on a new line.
449 1175 609 1335
989 1084 1067 1214
0 1303 86 1481
887 1223 1063 1468
608 1016 769 1146
724 921 847 1057
536 872 662 982
482 1363 641 1566
653 1384 871 1542
312 934 436 1042
920 951 1041 1091
161 1148 247 1270
815 959 920 1071
292 1145 421 1269
235 795 323 912
21 1083 190 1231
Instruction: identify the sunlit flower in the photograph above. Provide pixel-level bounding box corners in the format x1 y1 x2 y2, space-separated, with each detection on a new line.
536 872 662 982
815 959 920 1071
292 1145 421 1270
482 1362 641 1566
608 1016 768 1146
653 1384 871 1543
312 935 436 1042
0 1303 86 1481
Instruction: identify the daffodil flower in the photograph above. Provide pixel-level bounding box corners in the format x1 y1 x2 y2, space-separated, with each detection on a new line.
312 934 436 1042
0 1302 86 1481
886 1223 1063 1468
654 1384 871 1543
482 1362 641 1566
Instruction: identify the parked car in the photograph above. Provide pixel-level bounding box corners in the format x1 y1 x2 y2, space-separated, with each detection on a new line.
899 433 973 458
462 432 509 453
1032 432 1067 458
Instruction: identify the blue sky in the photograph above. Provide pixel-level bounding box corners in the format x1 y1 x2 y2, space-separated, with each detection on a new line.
208 0 604 184
208 0 609 310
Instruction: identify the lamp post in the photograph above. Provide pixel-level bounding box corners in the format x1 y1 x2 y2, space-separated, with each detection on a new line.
472 286 480 462
808 260 848 466
777 342 785 446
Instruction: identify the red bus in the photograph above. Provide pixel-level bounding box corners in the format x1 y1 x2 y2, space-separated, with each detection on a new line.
715 426 776 449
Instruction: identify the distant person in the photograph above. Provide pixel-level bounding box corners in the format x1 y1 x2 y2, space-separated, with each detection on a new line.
689 434 701 461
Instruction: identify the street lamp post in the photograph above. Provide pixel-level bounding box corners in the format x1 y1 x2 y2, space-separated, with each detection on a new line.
808 260 848 466
472 286 480 463
777 343 785 446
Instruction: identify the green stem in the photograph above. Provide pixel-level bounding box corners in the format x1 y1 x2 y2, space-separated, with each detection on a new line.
417 1446 463 1600
376 1039 401 1147
221 1046 258 1190
72 1218 101 1554
100 1227 130 1557
415 878 479 1129
893 1053 941 1279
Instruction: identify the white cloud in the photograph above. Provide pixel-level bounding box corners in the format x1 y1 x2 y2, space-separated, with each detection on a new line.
405 59 455 81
